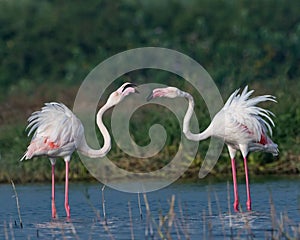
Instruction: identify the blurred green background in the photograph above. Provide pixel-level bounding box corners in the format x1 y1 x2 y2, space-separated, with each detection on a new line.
0 0 299 183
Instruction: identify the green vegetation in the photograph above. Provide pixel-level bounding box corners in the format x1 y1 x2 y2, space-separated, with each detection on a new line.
0 0 299 183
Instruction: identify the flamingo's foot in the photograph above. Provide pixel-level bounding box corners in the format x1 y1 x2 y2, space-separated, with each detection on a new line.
233 201 239 212
52 202 57 219
65 203 70 218
246 201 252 211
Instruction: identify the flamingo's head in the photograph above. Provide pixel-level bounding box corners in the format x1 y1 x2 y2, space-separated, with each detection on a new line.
107 82 138 106
147 87 180 101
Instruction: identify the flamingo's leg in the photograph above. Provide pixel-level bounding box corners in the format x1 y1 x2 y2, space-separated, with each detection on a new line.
50 159 57 218
231 158 239 212
65 160 70 218
243 157 252 211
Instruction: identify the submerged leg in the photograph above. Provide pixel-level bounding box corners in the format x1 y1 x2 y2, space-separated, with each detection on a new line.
228 146 239 212
50 158 57 218
102 185 107 225
243 157 251 211
231 158 239 212
65 160 70 218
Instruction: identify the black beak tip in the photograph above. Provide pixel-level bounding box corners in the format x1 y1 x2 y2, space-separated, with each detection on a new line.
129 83 139 93
146 93 153 101
123 83 139 93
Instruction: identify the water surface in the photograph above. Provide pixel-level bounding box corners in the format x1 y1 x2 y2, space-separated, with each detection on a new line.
1 178 299 239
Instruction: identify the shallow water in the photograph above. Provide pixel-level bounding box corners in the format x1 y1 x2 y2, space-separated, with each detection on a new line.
1 178 299 239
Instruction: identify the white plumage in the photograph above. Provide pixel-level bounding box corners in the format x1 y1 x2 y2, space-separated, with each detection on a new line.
21 83 138 218
213 86 278 155
21 102 82 160
148 85 278 212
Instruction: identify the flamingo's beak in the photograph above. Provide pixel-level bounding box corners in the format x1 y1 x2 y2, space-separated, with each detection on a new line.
146 92 153 101
130 83 139 94
120 83 139 96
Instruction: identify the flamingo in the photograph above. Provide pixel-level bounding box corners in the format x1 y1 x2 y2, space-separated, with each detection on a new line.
21 82 138 218
147 86 278 212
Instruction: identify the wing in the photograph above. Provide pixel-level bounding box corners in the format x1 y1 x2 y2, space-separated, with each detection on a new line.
22 102 83 159
221 86 276 143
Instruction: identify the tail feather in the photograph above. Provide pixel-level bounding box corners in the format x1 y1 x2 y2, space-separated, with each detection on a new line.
249 129 279 156
224 86 277 137
20 153 27 161
20 146 36 161
249 142 279 156
20 146 35 161
20 138 48 161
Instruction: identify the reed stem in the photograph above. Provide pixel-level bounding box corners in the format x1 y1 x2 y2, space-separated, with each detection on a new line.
11 180 23 229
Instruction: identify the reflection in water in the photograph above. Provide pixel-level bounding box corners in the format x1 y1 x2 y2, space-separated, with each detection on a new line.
35 220 78 238
0 178 299 239
209 212 272 238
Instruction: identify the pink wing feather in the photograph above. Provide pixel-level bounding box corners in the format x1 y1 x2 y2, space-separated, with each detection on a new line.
21 102 83 160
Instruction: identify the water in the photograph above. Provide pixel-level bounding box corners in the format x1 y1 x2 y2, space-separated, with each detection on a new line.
1 178 299 239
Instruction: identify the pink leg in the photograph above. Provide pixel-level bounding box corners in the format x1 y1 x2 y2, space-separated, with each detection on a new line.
231 158 239 212
65 161 70 218
51 164 57 218
243 157 252 211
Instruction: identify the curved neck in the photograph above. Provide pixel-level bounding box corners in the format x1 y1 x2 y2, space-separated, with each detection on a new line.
77 102 112 158
181 91 212 141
